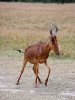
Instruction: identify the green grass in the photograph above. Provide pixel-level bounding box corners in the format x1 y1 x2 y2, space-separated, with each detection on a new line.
0 3 75 59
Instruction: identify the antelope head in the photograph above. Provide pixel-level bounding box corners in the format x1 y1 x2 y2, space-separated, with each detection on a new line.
49 24 59 55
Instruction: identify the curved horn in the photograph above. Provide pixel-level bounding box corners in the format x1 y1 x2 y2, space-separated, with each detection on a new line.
50 25 53 35
53 24 58 33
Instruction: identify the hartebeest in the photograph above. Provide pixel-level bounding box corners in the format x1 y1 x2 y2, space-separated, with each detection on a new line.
16 24 59 87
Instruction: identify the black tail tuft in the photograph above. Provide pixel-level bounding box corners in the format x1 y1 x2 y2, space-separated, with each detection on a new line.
17 50 21 53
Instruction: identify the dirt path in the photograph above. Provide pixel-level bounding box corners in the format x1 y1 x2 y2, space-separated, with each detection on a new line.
0 57 75 100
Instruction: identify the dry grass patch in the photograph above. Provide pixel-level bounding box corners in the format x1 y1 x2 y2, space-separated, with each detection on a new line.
0 3 75 59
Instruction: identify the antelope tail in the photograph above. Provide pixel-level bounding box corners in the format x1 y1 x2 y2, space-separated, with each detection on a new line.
17 50 25 53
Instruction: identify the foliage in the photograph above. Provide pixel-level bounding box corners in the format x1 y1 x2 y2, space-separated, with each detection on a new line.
0 0 75 3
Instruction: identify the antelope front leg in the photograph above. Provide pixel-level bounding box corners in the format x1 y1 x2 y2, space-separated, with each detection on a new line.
44 60 51 86
32 65 42 84
34 60 39 87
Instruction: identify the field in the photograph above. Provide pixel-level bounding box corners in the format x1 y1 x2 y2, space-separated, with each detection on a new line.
0 2 75 100
0 2 75 58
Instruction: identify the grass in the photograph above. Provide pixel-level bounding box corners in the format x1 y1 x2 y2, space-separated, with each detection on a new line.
0 3 75 59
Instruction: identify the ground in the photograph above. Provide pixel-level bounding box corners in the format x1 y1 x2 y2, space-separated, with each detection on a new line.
0 57 75 100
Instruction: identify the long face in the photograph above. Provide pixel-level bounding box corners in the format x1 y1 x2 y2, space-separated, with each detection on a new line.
49 36 59 55
49 24 59 55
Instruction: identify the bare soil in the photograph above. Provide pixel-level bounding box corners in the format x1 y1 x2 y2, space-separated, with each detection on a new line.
0 57 75 100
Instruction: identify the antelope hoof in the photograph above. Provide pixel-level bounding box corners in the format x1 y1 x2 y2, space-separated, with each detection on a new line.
45 83 47 86
16 82 19 85
44 80 48 86
34 83 38 88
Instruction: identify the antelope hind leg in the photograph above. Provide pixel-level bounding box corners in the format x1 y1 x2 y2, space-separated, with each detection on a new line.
16 59 27 85
44 60 51 86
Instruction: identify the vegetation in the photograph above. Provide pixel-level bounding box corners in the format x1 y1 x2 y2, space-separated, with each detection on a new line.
0 3 75 59
0 0 75 3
